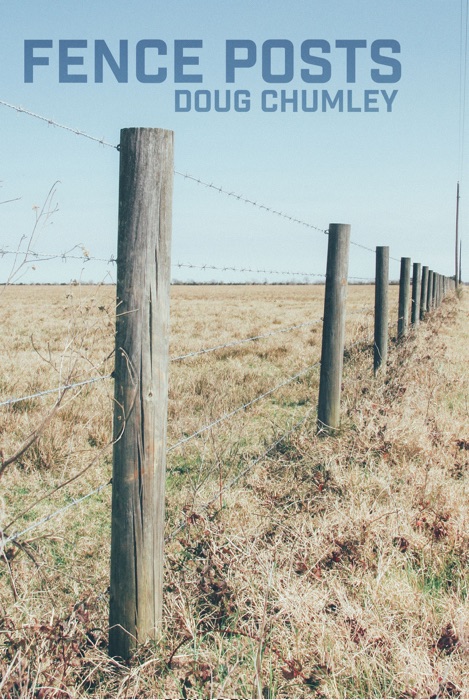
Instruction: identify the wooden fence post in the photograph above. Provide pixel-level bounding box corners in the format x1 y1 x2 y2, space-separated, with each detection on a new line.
432 272 438 308
374 246 389 375
411 262 421 327
397 257 411 338
109 127 174 660
317 223 351 433
420 266 429 321
427 270 434 311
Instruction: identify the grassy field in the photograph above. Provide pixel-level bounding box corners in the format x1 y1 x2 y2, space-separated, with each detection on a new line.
0 283 467 698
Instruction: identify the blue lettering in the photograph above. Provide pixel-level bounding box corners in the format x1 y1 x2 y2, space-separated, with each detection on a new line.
24 40 53 83
175 90 191 111
95 40 128 83
301 40 331 83
136 40 167 83
335 40 367 83
262 40 294 83
59 40 87 83
371 40 401 83
226 40 257 82
174 40 203 83
262 90 277 112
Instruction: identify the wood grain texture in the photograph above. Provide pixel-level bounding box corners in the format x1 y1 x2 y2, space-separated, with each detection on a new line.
109 127 173 659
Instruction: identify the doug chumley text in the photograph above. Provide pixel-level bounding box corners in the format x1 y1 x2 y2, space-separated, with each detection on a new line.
24 38 402 113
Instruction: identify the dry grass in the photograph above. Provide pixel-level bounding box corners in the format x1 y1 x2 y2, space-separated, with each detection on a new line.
0 283 467 698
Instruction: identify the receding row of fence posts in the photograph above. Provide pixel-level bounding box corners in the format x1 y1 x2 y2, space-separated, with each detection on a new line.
108 127 459 660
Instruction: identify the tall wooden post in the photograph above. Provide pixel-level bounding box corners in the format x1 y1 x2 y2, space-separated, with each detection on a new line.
374 246 389 375
432 272 438 308
427 270 434 311
317 223 350 433
109 128 174 659
420 266 429 320
397 257 411 339
411 262 421 327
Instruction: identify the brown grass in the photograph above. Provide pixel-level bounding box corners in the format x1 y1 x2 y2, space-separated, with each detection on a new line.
0 283 467 698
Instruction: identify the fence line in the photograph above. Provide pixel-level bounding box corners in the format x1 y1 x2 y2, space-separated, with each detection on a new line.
173 261 326 279
0 299 449 553
0 310 373 409
1 99 408 265
0 247 117 265
0 114 460 659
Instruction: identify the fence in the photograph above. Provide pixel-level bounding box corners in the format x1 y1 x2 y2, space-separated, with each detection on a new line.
0 110 459 660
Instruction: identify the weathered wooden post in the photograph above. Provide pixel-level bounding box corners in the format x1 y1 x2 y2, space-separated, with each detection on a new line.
420 266 429 321
374 246 389 375
397 257 411 339
411 262 421 327
317 223 350 433
427 270 434 311
109 127 174 660
432 272 438 308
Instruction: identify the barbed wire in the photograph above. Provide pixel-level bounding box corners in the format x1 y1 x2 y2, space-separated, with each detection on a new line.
174 171 328 234
1 99 414 266
349 239 401 264
1 480 112 549
173 261 325 279
0 247 116 265
0 100 118 149
348 276 375 282
170 319 323 362
0 374 113 408
167 410 312 541
168 360 320 454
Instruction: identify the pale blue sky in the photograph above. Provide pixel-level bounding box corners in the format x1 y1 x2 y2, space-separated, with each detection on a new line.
0 1 465 283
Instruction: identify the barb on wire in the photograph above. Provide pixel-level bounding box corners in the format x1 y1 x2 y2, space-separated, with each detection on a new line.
168 360 320 453
174 171 328 234
1 481 112 549
173 261 325 279
171 319 323 362
0 374 113 408
0 100 117 149
167 410 313 540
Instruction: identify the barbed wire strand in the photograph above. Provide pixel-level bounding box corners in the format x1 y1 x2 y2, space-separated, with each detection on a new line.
1 480 112 549
167 409 313 540
168 360 321 453
0 100 117 149
0 374 112 408
174 171 328 233
171 319 323 362
0 310 374 407
1 100 407 262
174 262 325 279
0 247 116 265
1 329 377 548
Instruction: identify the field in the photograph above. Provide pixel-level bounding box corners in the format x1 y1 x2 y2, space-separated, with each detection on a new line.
0 283 467 699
